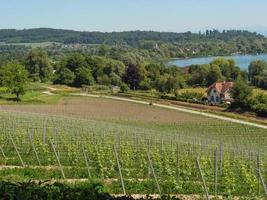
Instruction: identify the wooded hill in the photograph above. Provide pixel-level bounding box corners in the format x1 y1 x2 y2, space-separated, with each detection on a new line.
0 28 266 46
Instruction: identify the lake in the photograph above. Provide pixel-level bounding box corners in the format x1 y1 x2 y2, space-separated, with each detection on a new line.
169 54 267 70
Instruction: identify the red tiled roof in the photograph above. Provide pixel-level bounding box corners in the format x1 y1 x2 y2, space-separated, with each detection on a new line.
207 82 234 94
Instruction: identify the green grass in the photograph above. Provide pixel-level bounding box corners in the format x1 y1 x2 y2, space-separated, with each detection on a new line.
0 41 59 48
0 83 80 105
0 91 62 104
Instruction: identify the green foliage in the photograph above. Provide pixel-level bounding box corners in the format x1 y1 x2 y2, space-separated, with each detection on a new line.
175 91 205 102
188 64 210 86
210 58 240 81
120 83 129 93
248 60 267 89
74 67 94 87
123 63 146 90
25 49 53 82
207 64 223 85
250 93 267 117
0 181 112 200
0 107 266 198
54 54 125 87
1 29 267 58
230 78 252 109
0 61 28 101
54 67 75 85
187 58 246 87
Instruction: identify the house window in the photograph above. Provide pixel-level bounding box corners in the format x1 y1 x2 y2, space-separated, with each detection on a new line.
216 96 219 102
211 96 214 102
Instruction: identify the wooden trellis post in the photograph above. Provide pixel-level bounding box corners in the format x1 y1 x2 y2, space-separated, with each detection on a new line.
82 143 91 178
196 156 210 200
113 144 126 195
29 129 41 166
9 130 25 167
50 140 65 179
147 151 161 195
219 144 223 176
257 155 267 198
0 145 6 160
214 148 218 195
176 143 180 180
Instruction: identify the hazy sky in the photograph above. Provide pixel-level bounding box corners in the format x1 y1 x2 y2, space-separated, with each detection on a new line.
1 0 267 33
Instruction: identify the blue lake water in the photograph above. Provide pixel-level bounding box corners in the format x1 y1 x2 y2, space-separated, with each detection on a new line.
169 54 267 70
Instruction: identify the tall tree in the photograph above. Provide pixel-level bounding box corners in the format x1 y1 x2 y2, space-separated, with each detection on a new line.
123 63 146 90
248 60 267 89
230 78 252 109
207 64 223 85
0 62 28 101
53 67 75 85
25 49 53 82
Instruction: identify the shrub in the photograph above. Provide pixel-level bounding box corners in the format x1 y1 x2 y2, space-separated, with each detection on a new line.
120 83 129 93
175 91 205 102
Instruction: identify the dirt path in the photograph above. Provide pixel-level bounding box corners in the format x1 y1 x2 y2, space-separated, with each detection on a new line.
71 93 267 129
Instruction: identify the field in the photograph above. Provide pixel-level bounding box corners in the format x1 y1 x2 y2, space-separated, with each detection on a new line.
0 96 266 199
0 41 58 47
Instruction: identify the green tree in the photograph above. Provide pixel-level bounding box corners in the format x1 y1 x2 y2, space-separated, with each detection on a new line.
74 67 95 87
189 64 210 86
248 60 267 89
25 49 53 82
250 94 267 117
120 83 129 93
98 44 110 56
123 63 146 90
230 78 252 109
54 67 75 85
0 62 28 101
207 64 223 85
63 53 88 71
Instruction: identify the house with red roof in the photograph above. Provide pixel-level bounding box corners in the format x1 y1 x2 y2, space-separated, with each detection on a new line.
207 81 234 104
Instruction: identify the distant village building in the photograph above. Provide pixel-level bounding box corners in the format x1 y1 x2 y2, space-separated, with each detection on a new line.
207 81 234 104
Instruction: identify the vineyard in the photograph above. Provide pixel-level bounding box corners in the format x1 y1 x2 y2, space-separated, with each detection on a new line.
0 97 266 199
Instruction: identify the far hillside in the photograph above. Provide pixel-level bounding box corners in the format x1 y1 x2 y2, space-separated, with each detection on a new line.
1 28 267 57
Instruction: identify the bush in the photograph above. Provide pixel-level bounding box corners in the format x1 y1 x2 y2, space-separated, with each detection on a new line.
120 83 129 93
175 91 205 102
250 94 267 117
0 181 111 200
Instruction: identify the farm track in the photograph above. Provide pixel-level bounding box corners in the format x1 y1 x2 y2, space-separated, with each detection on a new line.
71 93 267 129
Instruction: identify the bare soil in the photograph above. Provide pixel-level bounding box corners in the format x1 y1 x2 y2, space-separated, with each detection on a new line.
0 96 212 124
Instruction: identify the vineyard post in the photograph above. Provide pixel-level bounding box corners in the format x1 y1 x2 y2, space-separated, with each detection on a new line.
0 145 6 160
196 156 210 200
257 155 267 198
50 140 66 179
148 139 151 177
147 151 161 195
214 148 218 196
176 143 179 180
82 142 91 178
113 144 126 195
219 144 223 176
43 118 47 144
9 129 25 167
160 139 163 156
29 129 41 166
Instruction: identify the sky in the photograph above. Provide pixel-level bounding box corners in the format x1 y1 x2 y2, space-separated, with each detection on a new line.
1 0 267 34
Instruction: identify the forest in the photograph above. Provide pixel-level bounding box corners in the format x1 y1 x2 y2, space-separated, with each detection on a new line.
1 28 267 58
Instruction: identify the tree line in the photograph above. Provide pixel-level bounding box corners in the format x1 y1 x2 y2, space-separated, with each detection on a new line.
0 48 266 116
1 28 267 58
